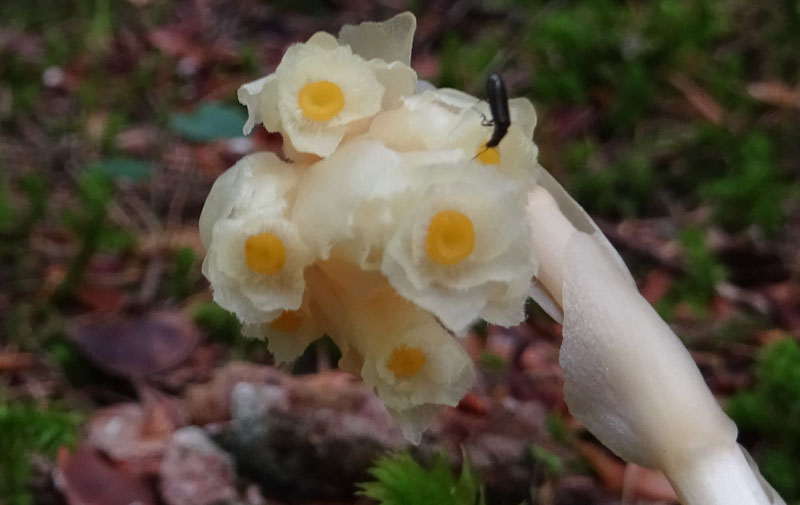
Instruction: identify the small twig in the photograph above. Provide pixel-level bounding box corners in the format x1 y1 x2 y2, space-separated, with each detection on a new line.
0 351 36 371
137 256 165 306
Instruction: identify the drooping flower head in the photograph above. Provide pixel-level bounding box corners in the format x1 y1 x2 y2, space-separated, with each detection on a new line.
203 12 542 441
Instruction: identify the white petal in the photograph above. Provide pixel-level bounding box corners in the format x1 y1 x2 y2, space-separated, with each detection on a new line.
305 31 340 50
199 152 300 249
368 89 475 152
415 80 436 93
305 263 475 443
381 161 535 332
204 212 314 324
238 75 273 135
528 279 564 323
369 60 417 110
272 42 387 156
667 443 785 505
293 138 405 259
241 306 321 365
280 120 349 157
509 97 537 139
257 73 281 133
337 12 416 66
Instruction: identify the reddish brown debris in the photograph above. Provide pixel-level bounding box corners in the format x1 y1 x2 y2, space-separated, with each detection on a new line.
68 310 200 379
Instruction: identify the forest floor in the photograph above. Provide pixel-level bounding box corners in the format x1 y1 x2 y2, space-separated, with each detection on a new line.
1 1 799 504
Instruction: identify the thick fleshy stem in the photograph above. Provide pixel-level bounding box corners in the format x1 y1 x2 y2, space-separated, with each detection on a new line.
525 186 782 505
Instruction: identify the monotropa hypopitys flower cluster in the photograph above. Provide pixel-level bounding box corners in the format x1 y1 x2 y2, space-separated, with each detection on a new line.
201 13 543 441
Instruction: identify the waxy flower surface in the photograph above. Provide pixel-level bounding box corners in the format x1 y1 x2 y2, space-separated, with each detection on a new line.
203 13 541 437
201 152 315 324
242 293 322 364
238 15 416 157
381 160 535 333
201 17 787 503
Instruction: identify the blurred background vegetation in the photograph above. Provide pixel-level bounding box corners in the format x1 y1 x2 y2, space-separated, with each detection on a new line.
1 0 799 504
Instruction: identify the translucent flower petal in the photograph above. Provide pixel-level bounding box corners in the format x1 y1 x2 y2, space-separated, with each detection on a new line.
306 262 475 442
389 404 446 445
382 161 536 333
337 12 416 66
357 293 476 413
238 75 273 135
368 89 477 152
293 138 411 263
367 60 418 111
369 88 540 184
241 295 322 364
199 152 300 250
203 210 314 324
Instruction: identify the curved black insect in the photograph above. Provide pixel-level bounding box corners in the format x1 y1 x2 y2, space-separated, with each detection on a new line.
484 72 510 148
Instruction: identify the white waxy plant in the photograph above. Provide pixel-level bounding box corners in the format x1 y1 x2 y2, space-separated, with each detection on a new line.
199 12 786 504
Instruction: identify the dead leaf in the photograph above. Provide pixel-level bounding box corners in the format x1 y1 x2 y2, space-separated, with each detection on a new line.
669 74 724 125
54 446 157 505
456 393 489 415
0 351 36 371
115 126 158 156
763 282 800 334
747 81 800 109
86 403 167 474
622 463 679 503
577 442 678 502
149 343 221 391
69 311 200 378
75 283 126 313
639 268 673 304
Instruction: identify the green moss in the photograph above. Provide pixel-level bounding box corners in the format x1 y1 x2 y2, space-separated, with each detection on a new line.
727 338 800 502
193 301 243 343
0 402 82 505
167 246 197 301
359 452 485 505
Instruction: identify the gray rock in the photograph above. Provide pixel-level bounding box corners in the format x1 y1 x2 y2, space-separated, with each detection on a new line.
159 427 239 505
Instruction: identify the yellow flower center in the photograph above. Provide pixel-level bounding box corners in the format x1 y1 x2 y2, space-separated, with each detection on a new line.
387 345 426 379
269 310 304 333
425 210 475 265
244 232 286 275
297 80 345 121
475 141 501 165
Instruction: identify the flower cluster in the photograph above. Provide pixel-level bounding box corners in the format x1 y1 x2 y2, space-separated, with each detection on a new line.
200 14 789 502
201 13 540 441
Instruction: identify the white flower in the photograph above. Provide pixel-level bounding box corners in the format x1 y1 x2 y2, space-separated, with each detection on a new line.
292 138 404 263
202 208 314 324
199 152 301 250
368 87 540 184
381 160 536 333
305 261 475 443
357 298 476 438
242 294 322 364
292 138 463 269
238 22 416 158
